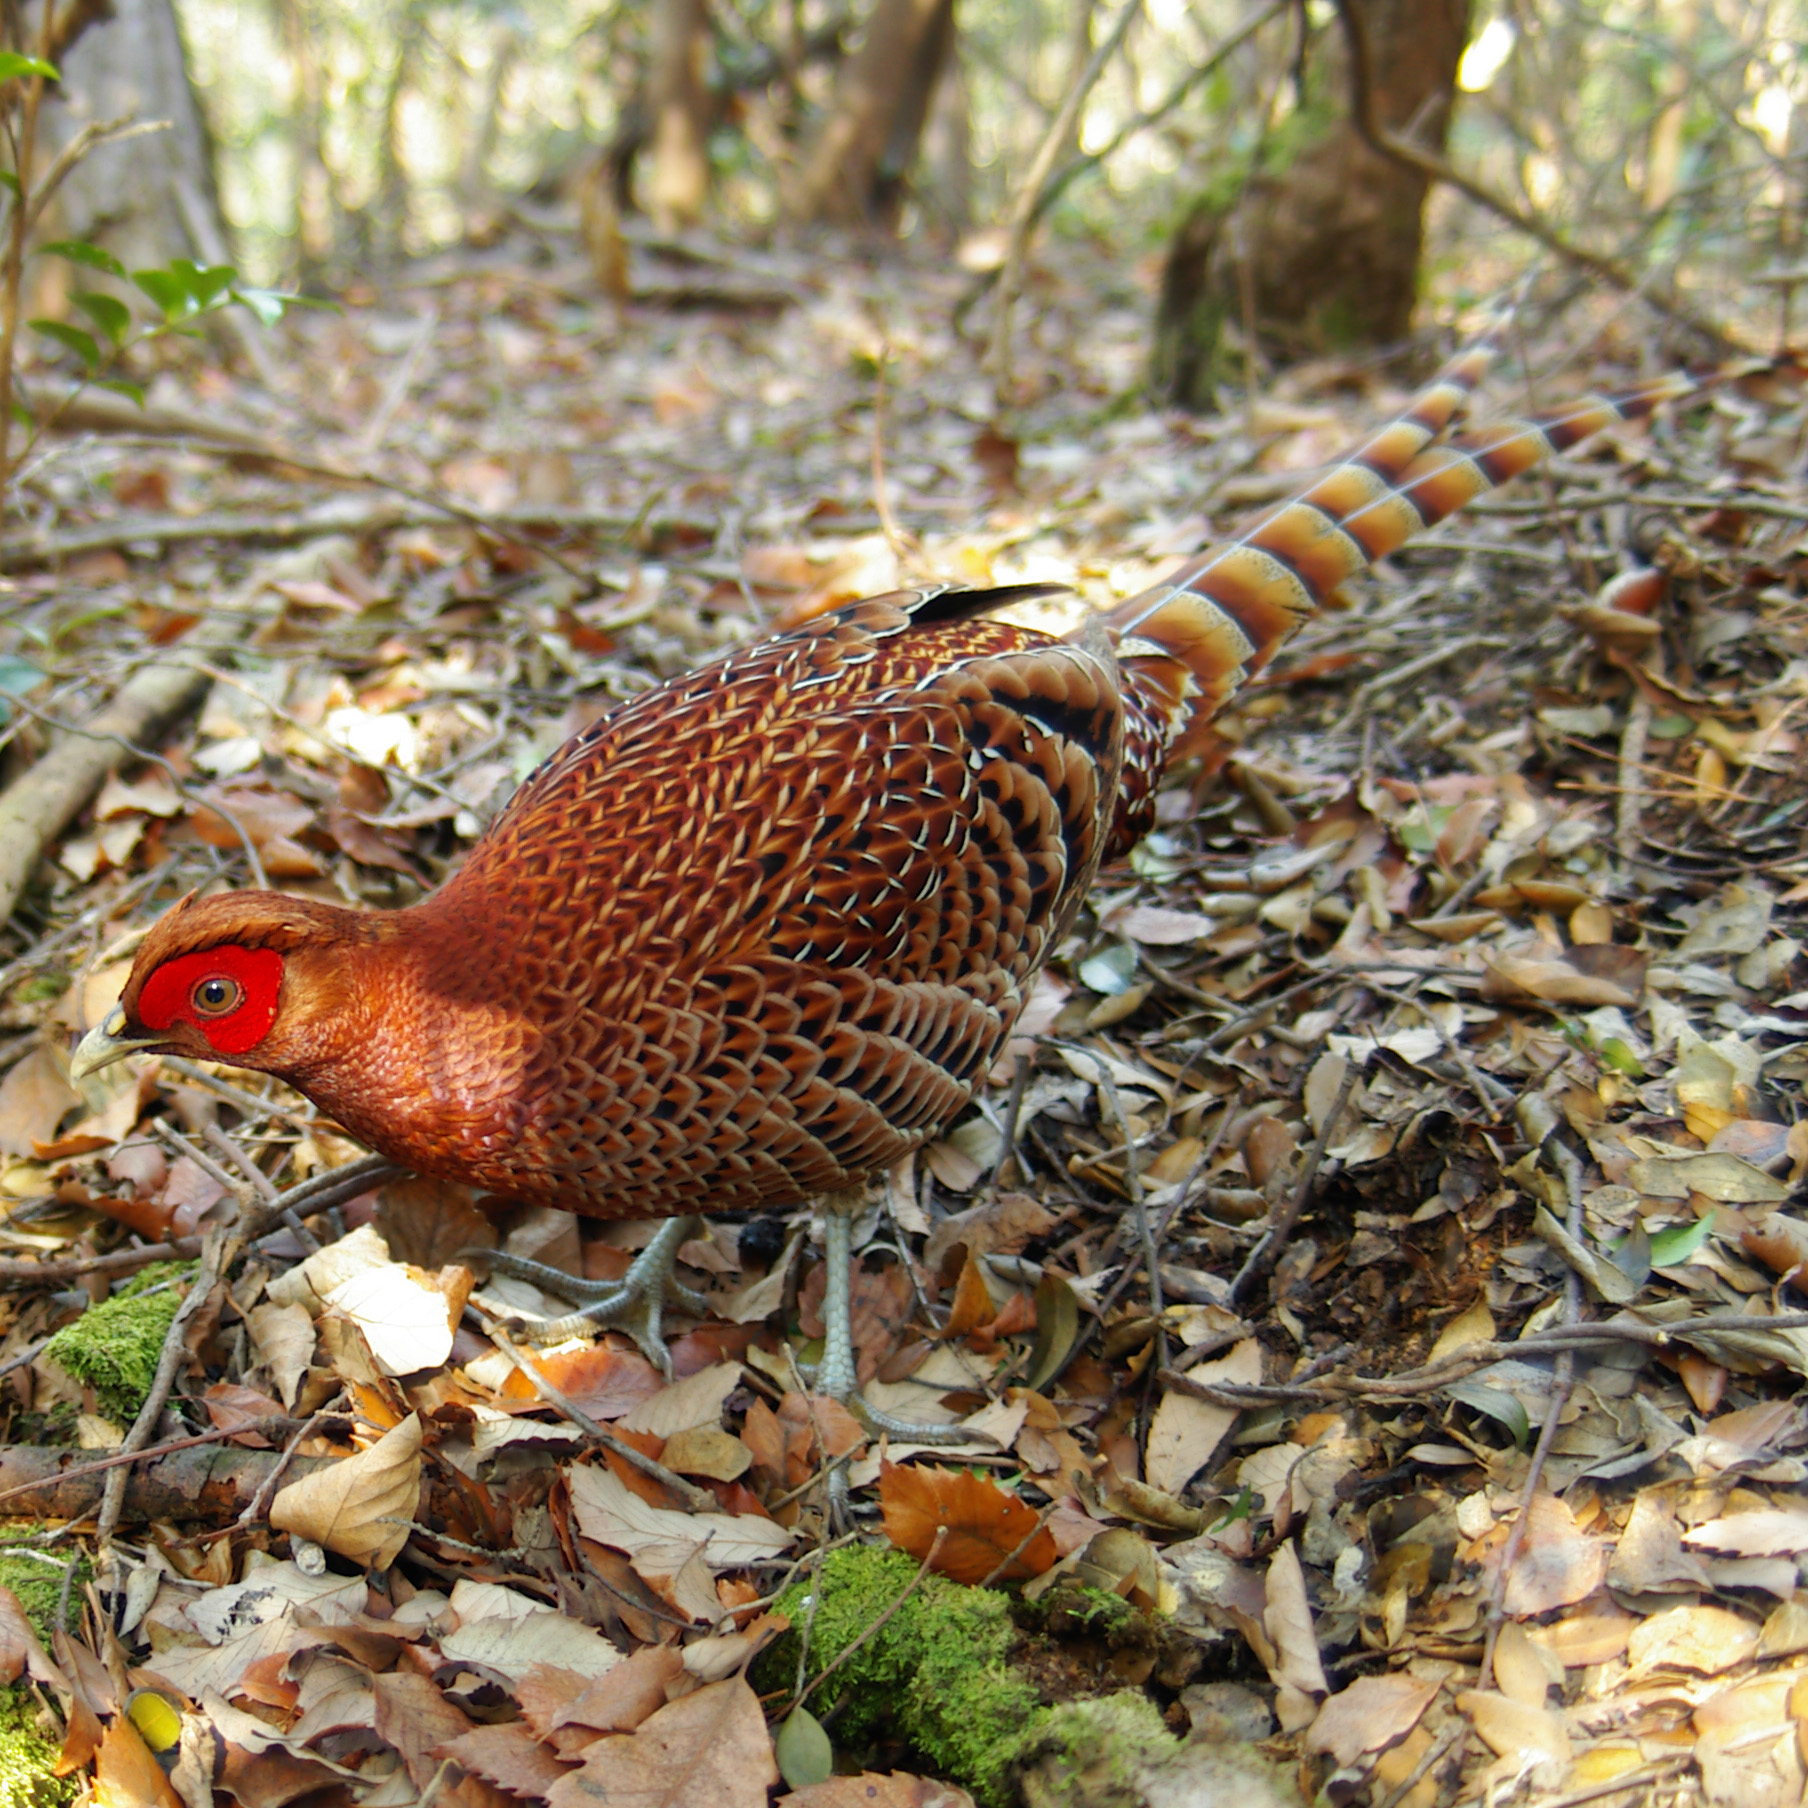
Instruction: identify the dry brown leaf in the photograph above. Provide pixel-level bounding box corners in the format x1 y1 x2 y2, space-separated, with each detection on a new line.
1456 1689 1570 1782
1528 1604 1637 1669
0 1585 63 1690
517 1341 665 1420
1428 1298 1495 1364
269 1412 422 1567
92 1716 183 1808
0 1045 80 1159
941 1254 995 1340
567 1463 793 1570
1686 1508 1808 1558
1492 1494 1608 1617
438 1721 576 1797
246 1301 315 1411
923 1194 1057 1273
1693 1675 1803 1807
1145 1338 1261 1494
555 1644 687 1736
201 1381 284 1445
548 1676 777 1808
1480 949 1641 1008
1627 1602 1762 1677
1304 1672 1440 1765
1262 1541 1327 1724
1742 1212 1808 1280
617 1361 742 1438
376 1174 496 1268
372 1668 488 1798
878 1460 1056 1584
320 1260 460 1375
659 1424 752 1481
1492 1620 1563 1707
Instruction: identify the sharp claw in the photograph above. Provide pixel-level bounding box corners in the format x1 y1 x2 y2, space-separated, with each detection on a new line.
464 1216 704 1376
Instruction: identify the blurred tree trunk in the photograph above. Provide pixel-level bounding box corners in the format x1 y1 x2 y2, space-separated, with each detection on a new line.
1152 0 1471 405
372 4 423 262
648 0 712 230
791 0 956 227
280 0 335 282
34 0 223 294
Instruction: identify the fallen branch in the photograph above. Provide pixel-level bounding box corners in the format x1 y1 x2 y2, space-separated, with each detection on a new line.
0 655 210 927
0 1437 334 1522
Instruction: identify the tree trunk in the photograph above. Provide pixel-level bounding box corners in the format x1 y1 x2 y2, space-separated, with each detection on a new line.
790 0 957 228
33 0 223 291
648 0 712 230
1152 0 1471 405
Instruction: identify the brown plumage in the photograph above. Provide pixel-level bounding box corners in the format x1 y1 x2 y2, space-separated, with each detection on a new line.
73 342 1694 1366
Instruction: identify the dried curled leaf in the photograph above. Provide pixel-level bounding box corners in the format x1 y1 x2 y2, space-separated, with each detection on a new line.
269 1411 422 1567
878 1460 1056 1585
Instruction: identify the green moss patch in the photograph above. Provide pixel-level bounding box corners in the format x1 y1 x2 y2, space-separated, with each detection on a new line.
0 1682 72 1808
0 1540 82 1648
759 1546 1044 1807
43 1264 190 1427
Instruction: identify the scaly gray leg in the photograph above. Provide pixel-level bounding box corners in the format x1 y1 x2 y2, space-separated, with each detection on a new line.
816 1189 973 1446
464 1214 708 1378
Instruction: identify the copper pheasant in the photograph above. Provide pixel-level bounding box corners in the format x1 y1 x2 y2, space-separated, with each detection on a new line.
72 335 1693 1420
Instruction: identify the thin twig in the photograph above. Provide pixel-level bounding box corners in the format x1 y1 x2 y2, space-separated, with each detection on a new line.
235 1410 325 1528
484 1327 716 1513
975 1499 1061 1591
96 1226 238 1547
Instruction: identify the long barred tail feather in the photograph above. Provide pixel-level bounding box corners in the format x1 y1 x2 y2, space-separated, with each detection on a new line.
1094 352 1698 852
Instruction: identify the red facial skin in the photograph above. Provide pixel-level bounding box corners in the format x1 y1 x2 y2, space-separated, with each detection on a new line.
135 946 284 1056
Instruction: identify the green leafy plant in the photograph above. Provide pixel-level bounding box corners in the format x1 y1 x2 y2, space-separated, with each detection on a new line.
27 242 298 414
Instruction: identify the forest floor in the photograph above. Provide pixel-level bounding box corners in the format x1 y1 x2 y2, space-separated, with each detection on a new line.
0 222 1803 1808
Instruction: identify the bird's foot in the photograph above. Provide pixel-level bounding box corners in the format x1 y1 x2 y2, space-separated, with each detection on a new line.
814 1194 976 1450
462 1214 708 1378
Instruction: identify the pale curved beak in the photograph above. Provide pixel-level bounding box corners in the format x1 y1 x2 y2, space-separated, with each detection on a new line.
69 1006 164 1083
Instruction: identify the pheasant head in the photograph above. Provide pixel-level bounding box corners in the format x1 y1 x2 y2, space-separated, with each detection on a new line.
73 889 397 1076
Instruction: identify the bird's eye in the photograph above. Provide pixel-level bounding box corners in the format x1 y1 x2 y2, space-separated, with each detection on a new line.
190 976 242 1017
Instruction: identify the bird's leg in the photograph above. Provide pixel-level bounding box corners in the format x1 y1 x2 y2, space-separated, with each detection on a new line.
466 1214 709 1378
816 1187 973 1446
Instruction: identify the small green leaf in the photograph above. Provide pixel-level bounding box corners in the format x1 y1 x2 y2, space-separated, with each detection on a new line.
230 285 289 327
131 260 239 323
0 172 17 197
95 378 145 407
0 655 43 727
774 1707 833 1791
42 239 126 278
0 53 59 82
131 266 188 322
1446 1379 1530 1449
1025 1270 1081 1393
1078 940 1137 996
71 290 130 346
1129 835 1185 882
1399 803 1452 855
174 259 237 310
1596 1037 1645 1077
1648 1215 1714 1268
10 399 32 429
29 318 99 370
